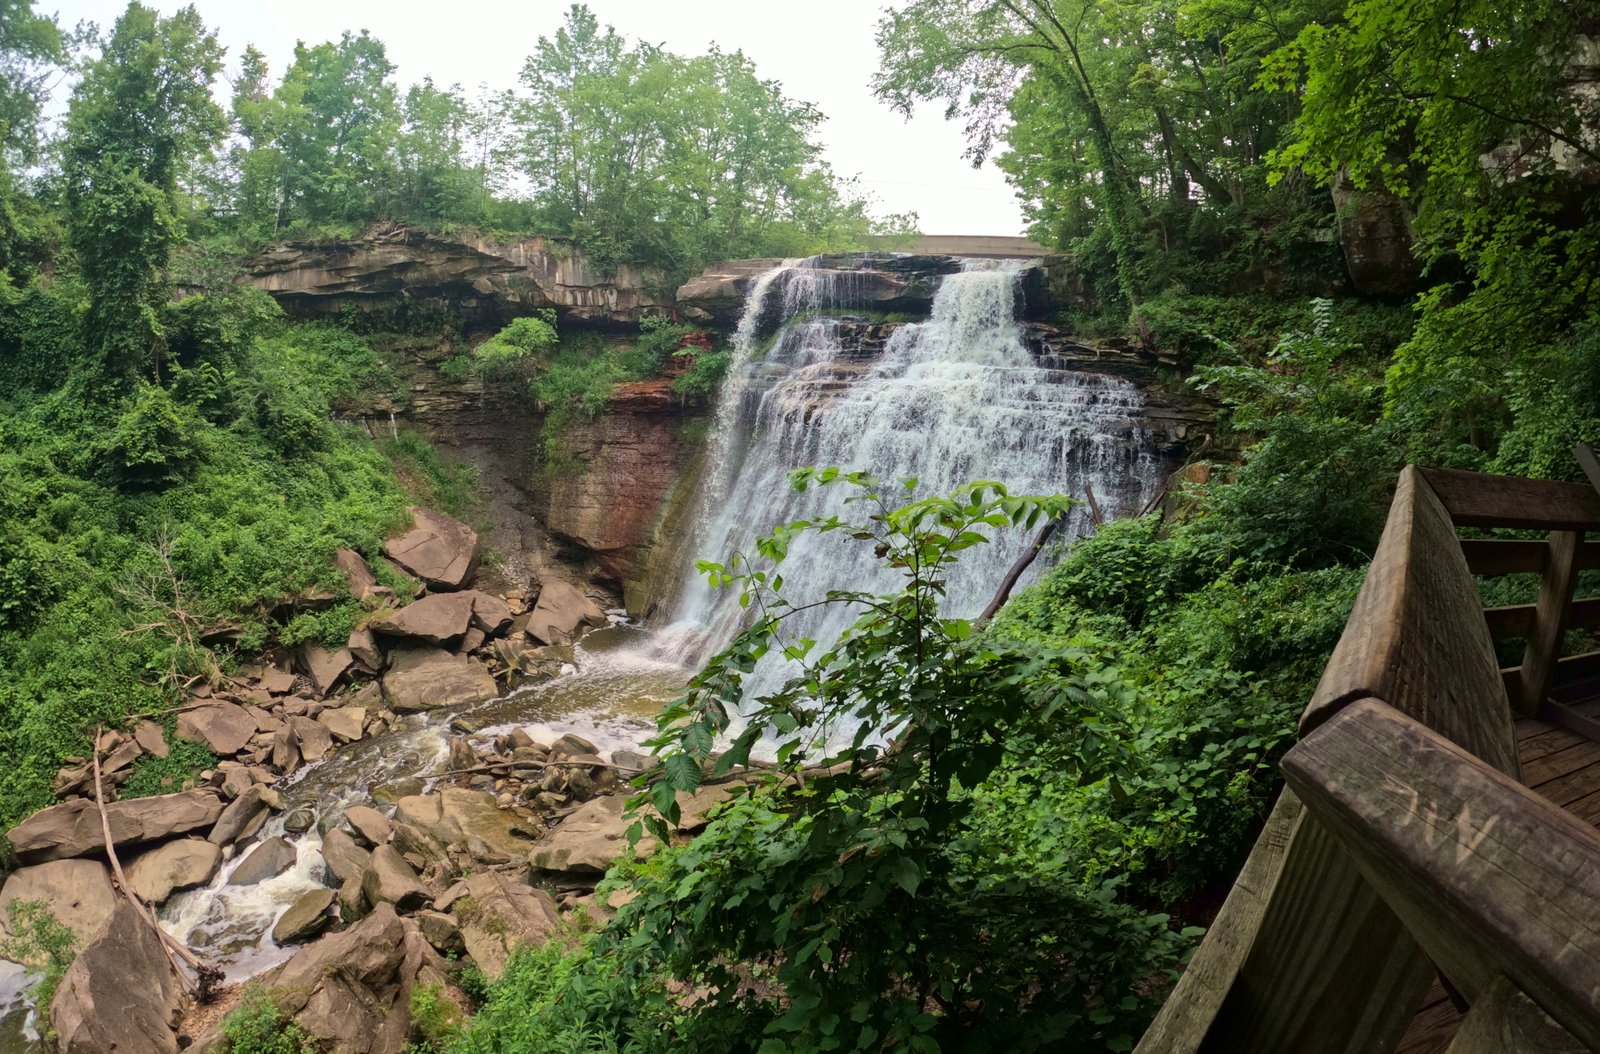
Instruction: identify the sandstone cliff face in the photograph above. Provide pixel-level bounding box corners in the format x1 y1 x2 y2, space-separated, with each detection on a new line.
542 380 706 589
246 222 671 329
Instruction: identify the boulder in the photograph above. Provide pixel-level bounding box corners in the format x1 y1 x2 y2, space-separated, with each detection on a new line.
345 805 393 846
411 910 465 956
258 667 299 695
384 507 481 591
524 580 606 645
272 887 336 945
229 836 298 886
469 592 515 637
208 786 269 846
175 701 257 757
50 902 183 1054
527 786 728 876
381 646 498 713
445 871 560 979
370 592 477 646
337 875 368 923
334 547 380 599
347 627 384 672
317 706 367 744
133 720 169 758
390 822 449 875
319 827 372 886
8 789 225 864
0 860 116 953
297 644 354 697
549 732 598 759
528 793 648 875
360 845 432 913
247 903 446 1054
289 715 334 763
395 788 538 863
124 839 222 904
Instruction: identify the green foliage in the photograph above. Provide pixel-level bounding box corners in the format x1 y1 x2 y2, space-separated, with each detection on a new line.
120 736 215 799
671 347 730 403
449 938 685 1053
0 278 410 830
221 986 319 1054
0 899 76 1014
514 5 896 277
597 473 1190 1051
62 2 225 379
381 431 477 520
470 311 558 377
1193 300 1395 568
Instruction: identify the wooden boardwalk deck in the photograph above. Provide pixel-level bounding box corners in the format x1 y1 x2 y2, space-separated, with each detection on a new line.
1397 695 1600 1052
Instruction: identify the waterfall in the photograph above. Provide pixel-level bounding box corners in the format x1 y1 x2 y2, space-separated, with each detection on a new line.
658 256 1164 699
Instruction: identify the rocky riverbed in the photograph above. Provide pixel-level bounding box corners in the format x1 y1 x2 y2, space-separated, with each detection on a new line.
0 506 714 1054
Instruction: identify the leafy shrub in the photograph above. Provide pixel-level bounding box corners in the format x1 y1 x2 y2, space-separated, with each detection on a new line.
381 431 477 520
0 900 76 1015
601 472 1187 1052
671 347 729 402
220 986 319 1054
121 737 215 799
471 311 558 377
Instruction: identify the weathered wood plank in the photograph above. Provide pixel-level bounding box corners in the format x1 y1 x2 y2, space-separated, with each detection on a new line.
1304 467 1519 776
1445 977 1586 1054
1483 596 1600 641
1137 785 1435 1054
1283 698 1600 1050
1517 531 1582 714
1460 539 1600 578
1537 698 1600 746
1461 538 1549 577
1134 790 1302 1052
1397 994 1462 1054
1419 467 1600 531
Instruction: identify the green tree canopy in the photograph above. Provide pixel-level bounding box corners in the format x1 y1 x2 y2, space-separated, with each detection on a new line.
62 1 225 380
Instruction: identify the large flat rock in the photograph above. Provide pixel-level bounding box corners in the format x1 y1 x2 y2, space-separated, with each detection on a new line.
7 789 225 864
381 645 497 712
383 507 481 591
124 839 222 904
394 788 538 863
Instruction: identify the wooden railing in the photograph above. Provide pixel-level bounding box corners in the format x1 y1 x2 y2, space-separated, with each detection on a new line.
1135 465 1600 1053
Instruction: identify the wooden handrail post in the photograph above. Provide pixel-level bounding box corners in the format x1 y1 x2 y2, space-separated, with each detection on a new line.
1516 530 1581 715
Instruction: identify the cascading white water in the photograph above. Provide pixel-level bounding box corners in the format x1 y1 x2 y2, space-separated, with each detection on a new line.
660 257 1164 699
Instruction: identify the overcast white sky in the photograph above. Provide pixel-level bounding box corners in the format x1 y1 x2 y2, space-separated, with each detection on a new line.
43 0 1028 235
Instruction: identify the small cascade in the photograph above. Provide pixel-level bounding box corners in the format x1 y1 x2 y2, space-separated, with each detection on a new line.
659 256 1165 697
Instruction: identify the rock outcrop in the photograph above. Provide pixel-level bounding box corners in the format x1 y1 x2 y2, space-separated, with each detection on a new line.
245 222 670 329
1331 170 1422 298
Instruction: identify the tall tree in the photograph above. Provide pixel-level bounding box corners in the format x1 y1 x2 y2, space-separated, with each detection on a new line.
874 0 1328 306
515 4 888 275
62 2 224 380
273 31 399 228
0 0 63 276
